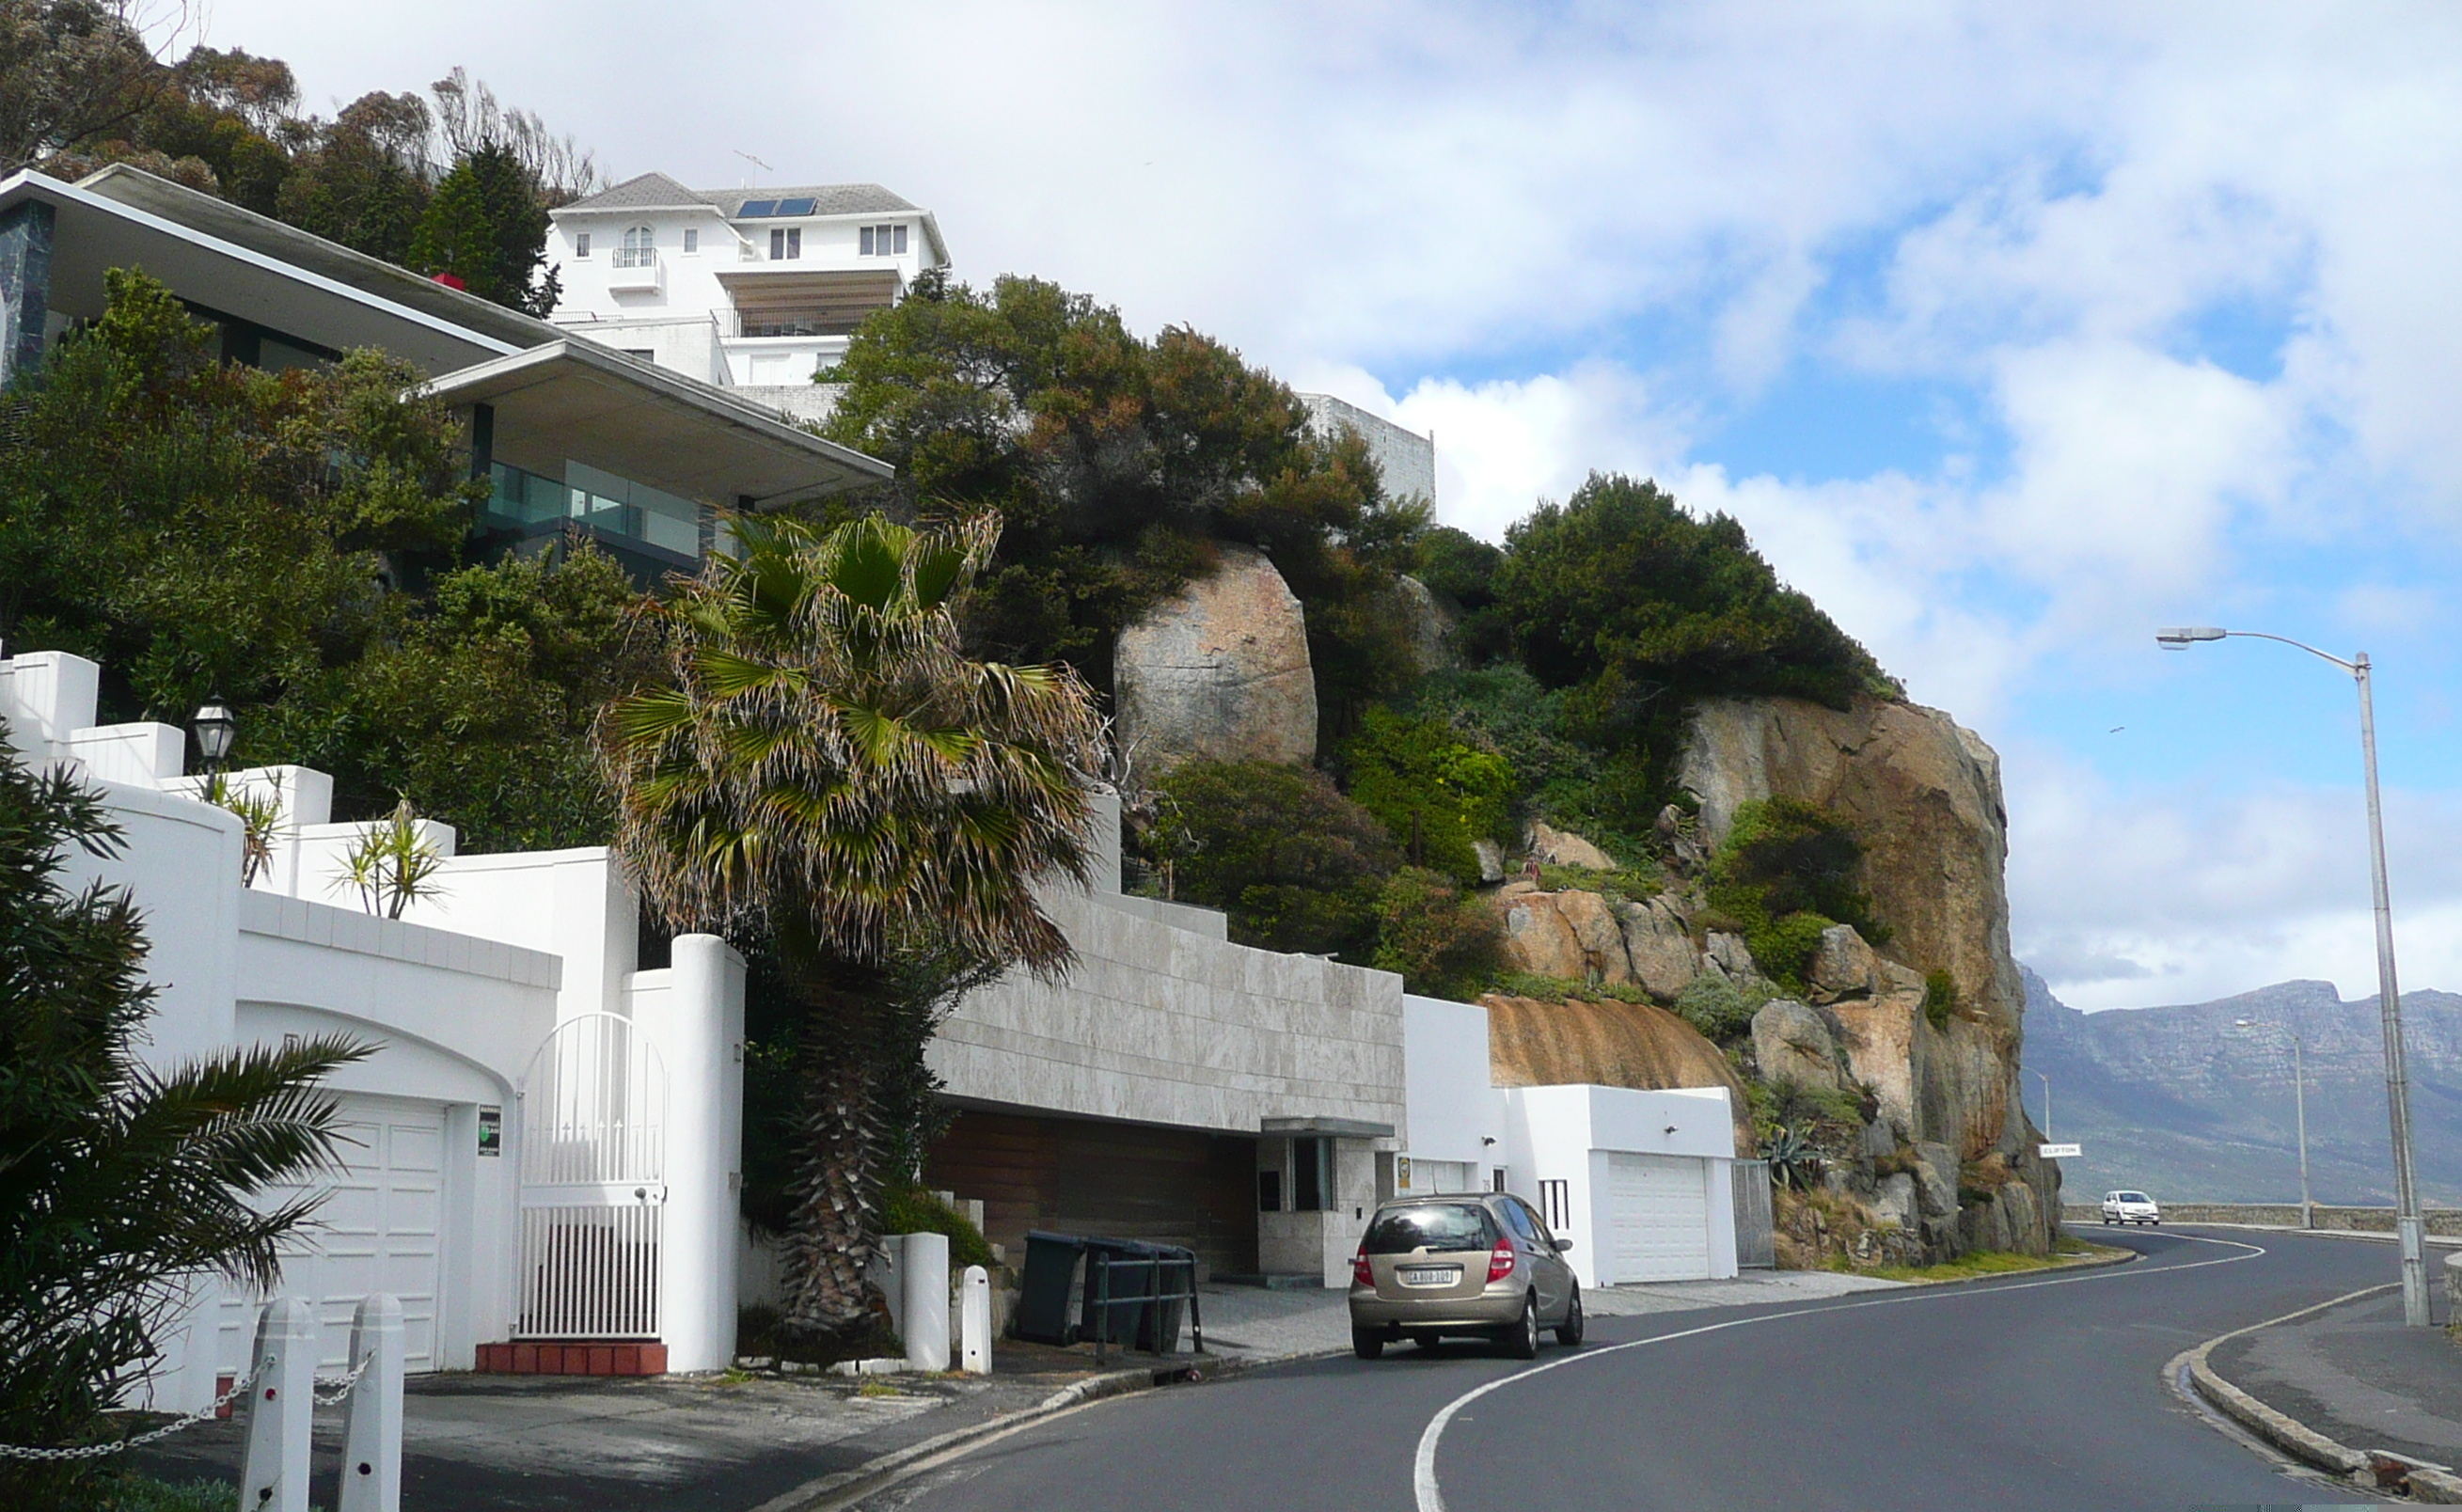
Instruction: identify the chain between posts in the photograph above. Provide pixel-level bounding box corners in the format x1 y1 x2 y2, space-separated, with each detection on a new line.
0 1358 269 1462
312 1350 378 1405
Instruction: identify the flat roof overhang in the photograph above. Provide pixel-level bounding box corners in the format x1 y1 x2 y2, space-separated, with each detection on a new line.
421 339 892 508
1260 1115 1398 1140
0 168 523 374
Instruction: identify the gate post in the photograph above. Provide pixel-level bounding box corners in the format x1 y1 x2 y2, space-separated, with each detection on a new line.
239 1297 315 1512
339 1293 404 1512
901 1232 949 1372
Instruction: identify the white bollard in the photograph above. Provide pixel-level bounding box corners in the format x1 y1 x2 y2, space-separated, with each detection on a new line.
239 1297 315 1512
960 1266 991 1375
338 1294 404 1512
901 1231 950 1372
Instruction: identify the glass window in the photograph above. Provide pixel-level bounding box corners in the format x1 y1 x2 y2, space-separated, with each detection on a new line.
1363 1205 1496 1255
1291 1136 1330 1211
682 228 698 253
894 224 908 254
574 232 591 259
614 225 655 268
1499 1199 1539 1243
770 227 801 260
860 226 875 256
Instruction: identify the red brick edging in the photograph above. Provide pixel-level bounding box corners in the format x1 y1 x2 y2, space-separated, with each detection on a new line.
475 1341 667 1377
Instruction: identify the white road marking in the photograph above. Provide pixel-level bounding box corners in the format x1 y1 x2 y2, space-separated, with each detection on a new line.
1411 1234 2267 1512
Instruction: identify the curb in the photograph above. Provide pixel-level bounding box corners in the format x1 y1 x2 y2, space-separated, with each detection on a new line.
2172 1282 2462 1502
744 1361 1213 1512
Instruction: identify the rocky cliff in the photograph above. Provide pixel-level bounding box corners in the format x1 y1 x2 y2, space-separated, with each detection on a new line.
1113 544 1318 769
1483 694 2059 1266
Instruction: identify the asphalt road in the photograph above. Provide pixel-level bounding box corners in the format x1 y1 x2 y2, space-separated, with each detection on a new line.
881 1228 2406 1512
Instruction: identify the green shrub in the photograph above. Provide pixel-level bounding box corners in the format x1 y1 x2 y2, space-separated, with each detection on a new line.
878 1185 998 1272
1535 861 1663 901
1922 969 1957 1032
92 1475 234 1512
1372 868 1506 1001
1143 761 1398 959
1705 796 1889 993
1672 975 1761 1044
1341 706 1516 884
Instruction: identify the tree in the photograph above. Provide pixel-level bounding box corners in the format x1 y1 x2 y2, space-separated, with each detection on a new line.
597 512 1103 1340
0 0 167 174
1372 867 1504 1001
822 275 1428 727
1340 705 1515 884
1140 760 1398 959
276 92 434 264
409 140 557 317
0 745 366 1505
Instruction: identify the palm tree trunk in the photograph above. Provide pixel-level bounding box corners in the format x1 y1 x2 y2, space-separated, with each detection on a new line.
776 989 885 1341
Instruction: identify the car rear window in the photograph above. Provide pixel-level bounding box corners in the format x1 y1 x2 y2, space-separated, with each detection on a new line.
1365 1204 1495 1254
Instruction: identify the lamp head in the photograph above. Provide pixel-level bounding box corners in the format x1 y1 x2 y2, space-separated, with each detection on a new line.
192 698 237 769
2157 626 2229 651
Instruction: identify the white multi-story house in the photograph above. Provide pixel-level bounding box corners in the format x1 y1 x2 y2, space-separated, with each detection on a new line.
546 173 949 420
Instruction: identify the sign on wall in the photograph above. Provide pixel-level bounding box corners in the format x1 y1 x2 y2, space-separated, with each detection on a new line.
479 1106 501 1157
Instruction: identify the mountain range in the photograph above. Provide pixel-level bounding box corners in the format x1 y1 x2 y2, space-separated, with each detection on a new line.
2018 969 2462 1206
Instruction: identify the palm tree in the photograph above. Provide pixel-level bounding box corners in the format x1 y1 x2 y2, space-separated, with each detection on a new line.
598 512 1102 1339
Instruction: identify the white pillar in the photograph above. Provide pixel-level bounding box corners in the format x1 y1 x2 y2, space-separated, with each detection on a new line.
960 1266 991 1375
239 1298 315 1512
339 1294 404 1512
633 934 746 1372
902 1232 950 1372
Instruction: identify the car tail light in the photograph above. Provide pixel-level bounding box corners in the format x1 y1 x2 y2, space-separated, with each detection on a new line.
1352 1247 1374 1287
1487 1242 1515 1284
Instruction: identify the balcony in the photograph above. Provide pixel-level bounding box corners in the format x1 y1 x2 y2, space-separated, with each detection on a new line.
606 250 661 294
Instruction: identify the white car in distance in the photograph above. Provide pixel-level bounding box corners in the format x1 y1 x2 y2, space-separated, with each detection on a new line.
2100 1190 2161 1225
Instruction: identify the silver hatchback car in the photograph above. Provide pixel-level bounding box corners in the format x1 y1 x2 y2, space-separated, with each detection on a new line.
1348 1192 1583 1360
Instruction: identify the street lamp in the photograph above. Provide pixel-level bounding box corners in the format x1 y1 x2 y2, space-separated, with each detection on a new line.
2158 626 2425 1324
191 698 237 776
2235 1018 2313 1231
2034 1070 2052 1142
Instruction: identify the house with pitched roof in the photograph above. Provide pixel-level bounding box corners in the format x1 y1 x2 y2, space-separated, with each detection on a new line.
545 172 949 420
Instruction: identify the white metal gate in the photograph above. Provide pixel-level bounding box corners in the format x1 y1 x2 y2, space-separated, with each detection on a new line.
515 1014 667 1339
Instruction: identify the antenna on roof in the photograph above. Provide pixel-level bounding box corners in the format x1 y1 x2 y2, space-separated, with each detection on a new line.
732 149 773 186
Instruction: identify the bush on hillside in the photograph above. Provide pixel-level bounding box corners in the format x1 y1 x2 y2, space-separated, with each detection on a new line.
1672 974 1761 1044
1341 707 1515 884
1141 761 1398 958
1705 797 1889 993
1372 867 1506 1001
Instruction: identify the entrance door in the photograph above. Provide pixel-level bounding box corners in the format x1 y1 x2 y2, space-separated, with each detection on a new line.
217 1095 446 1375
1604 1152 1712 1283
516 1014 666 1339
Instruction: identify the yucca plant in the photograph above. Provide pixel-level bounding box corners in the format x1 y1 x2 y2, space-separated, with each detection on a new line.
1762 1125 1823 1191
330 798 447 919
201 773 284 888
0 744 368 1505
597 512 1102 1341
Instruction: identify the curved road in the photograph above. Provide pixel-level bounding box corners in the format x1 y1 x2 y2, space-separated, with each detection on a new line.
882 1229 2400 1511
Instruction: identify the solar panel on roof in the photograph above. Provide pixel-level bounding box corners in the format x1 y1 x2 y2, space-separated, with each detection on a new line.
775 197 817 215
737 198 778 217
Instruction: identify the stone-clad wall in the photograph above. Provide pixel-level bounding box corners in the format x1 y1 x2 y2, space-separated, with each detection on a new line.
930 881 1408 1139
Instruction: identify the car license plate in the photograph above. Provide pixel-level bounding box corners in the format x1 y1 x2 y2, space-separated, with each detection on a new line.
1399 1267 1460 1286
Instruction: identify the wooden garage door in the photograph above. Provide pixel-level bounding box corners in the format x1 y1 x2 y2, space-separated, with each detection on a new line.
1605 1152 1712 1283
218 1095 447 1375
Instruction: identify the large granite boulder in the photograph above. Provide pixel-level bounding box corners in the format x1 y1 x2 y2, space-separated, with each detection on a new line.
1617 898 1700 1000
1388 574 1452 676
1114 544 1318 768
1751 999 1844 1093
1497 889 1629 984
1483 993 1749 1152
1529 821 1618 870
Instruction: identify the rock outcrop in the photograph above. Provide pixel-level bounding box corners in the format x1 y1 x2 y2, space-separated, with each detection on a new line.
1484 994 1752 1149
1678 695 2059 1260
1113 544 1318 768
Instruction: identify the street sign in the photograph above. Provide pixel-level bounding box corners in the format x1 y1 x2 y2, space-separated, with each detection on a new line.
2039 1142 2081 1158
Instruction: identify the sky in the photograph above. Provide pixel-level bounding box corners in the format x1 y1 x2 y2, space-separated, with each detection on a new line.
174 1 2462 1011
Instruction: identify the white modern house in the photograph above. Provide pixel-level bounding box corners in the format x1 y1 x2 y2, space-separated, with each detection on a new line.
544 173 949 419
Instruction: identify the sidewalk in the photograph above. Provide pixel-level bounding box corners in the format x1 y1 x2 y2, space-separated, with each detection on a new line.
2204 1286 2462 1475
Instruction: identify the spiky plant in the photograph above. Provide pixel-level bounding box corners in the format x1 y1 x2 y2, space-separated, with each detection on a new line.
597 512 1102 1340
0 746 368 1504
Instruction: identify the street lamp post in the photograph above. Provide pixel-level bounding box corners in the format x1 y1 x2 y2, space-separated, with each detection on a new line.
2034 1070 2052 1142
2160 626 2426 1324
191 698 237 778
2235 1018 2313 1232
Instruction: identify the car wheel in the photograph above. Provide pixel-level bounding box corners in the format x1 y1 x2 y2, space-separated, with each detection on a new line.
1497 1295 1539 1360
1352 1327 1384 1361
1555 1284 1586 1347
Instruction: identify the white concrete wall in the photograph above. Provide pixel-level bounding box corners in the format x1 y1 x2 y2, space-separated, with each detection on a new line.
1402 995 1502 1168
403 848 639 1026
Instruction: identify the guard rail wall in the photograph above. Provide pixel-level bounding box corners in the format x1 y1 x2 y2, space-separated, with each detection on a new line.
2060 1203 2462 1234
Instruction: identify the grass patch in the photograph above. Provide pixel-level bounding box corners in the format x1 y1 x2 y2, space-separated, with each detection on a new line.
1868 1243 2124 1284
94 1474 235 1512
1535 861 1663 902
856 1378 902 1397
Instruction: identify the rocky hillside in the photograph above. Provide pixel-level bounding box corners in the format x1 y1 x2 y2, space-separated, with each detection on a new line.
1479 695 2060 1266
2021 970 2462 1205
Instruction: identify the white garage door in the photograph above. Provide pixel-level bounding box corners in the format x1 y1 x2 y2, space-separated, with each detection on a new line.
218 1095 447 1376
1605 1152 1712 1283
